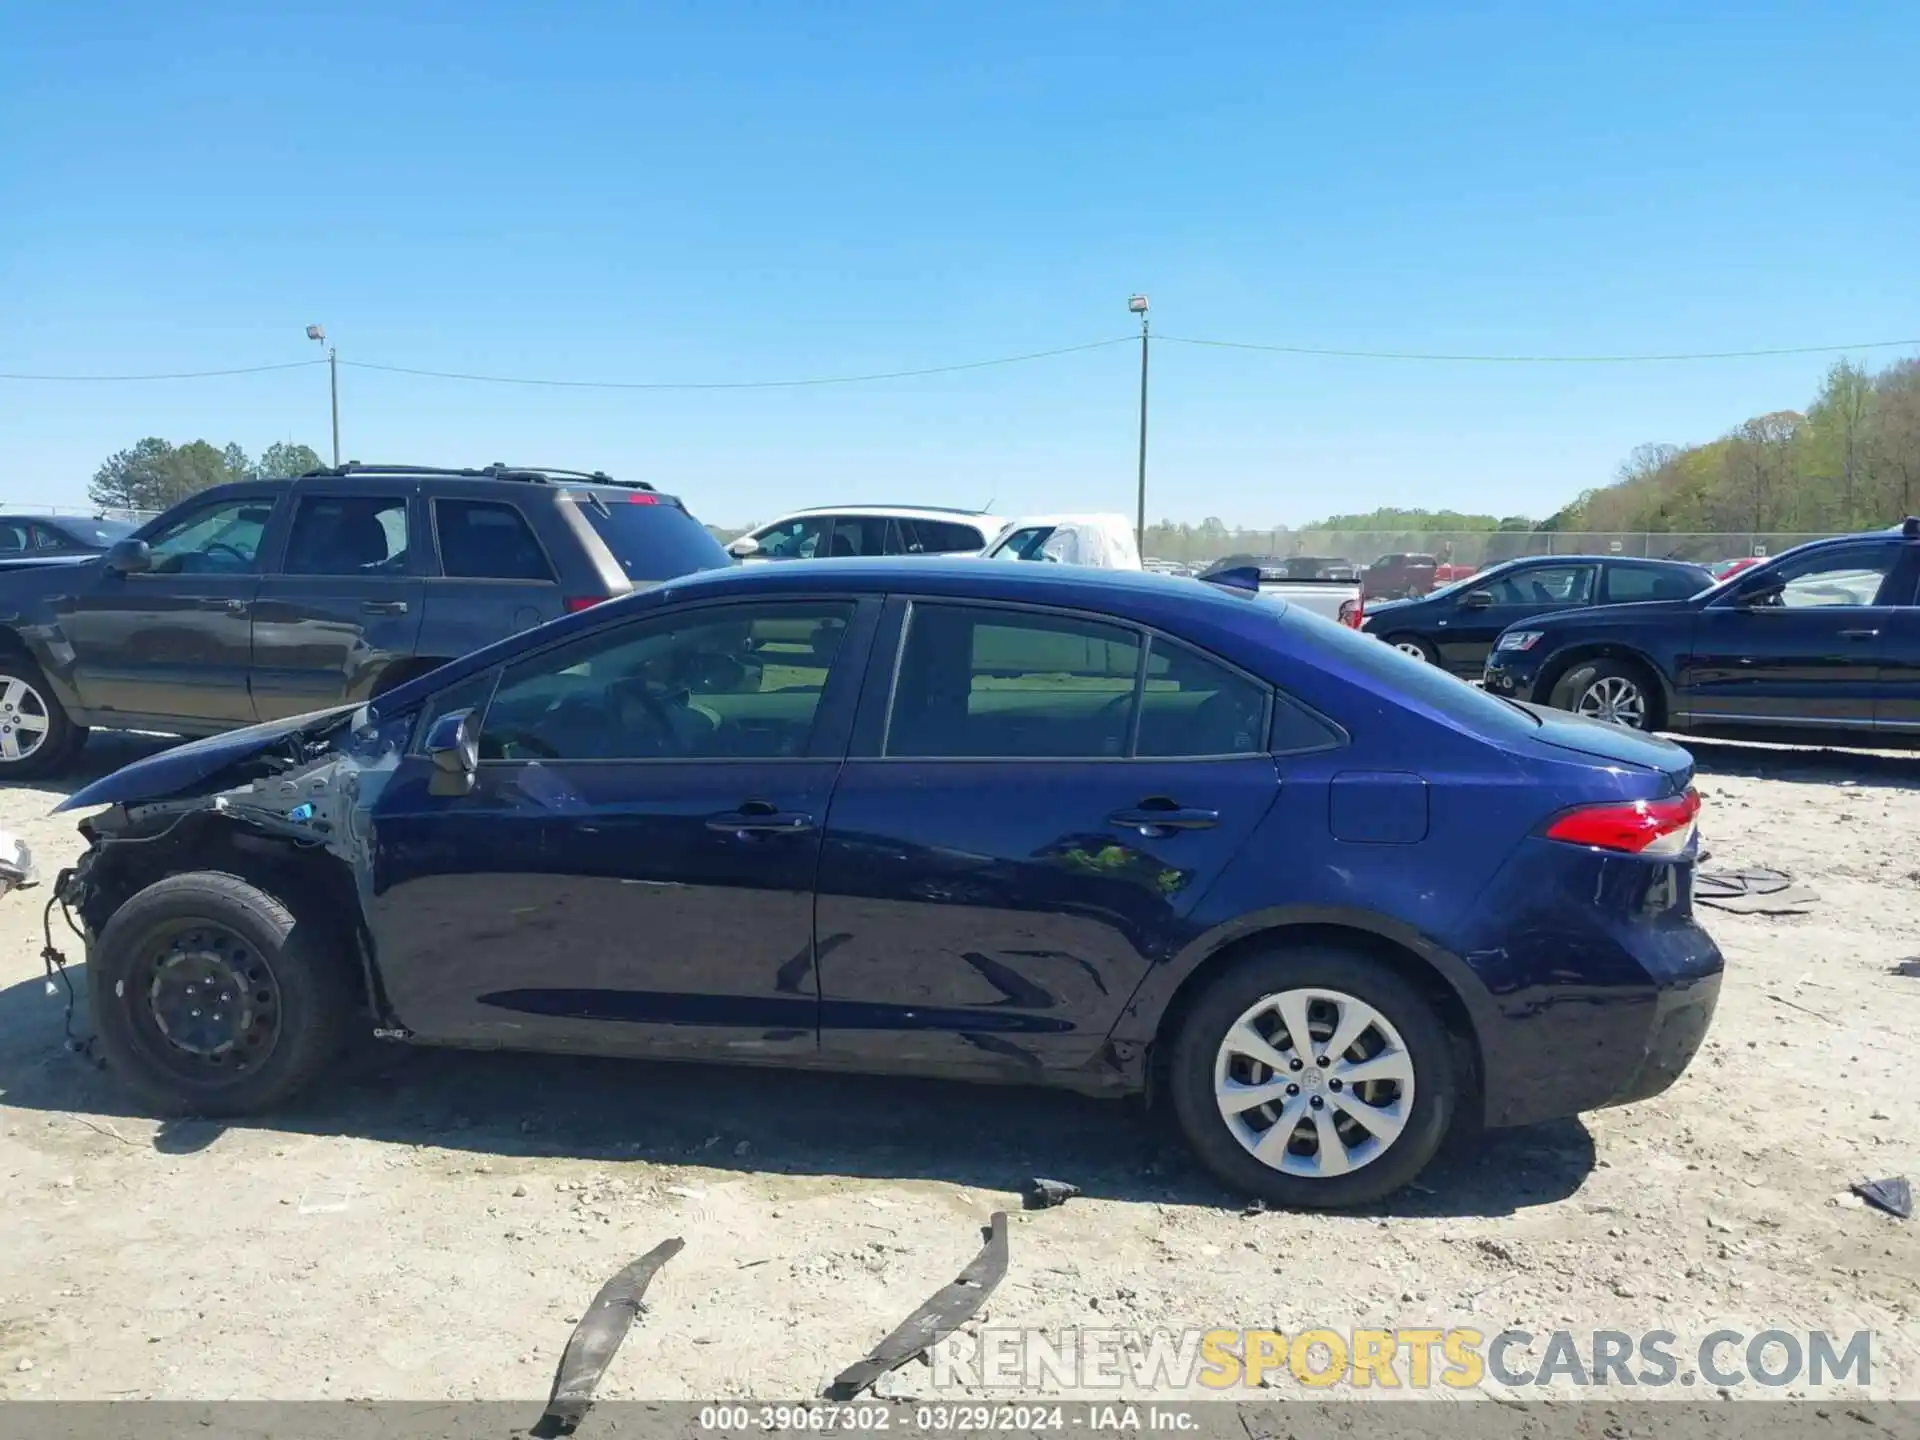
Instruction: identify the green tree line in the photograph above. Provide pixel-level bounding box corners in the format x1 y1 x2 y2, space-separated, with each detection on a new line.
89 439 325 513
1547 357 1920 534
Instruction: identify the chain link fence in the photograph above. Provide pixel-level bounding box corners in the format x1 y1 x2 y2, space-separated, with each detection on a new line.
1142 529 1842 571
1 503 163 525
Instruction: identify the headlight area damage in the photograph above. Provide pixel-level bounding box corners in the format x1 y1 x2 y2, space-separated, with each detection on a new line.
52 705 415 1049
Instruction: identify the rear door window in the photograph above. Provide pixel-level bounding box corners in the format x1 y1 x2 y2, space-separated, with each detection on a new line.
886 603 1142 758
828 515 888 557
1135 636 1272 757
913 520 988 554
434 500 553 581
566 495 731 581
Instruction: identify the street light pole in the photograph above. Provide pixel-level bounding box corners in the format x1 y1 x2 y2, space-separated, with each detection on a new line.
1129 294 1150 559
306 325 339 465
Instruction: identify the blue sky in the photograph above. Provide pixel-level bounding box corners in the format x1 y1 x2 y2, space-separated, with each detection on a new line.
2 0 1915 527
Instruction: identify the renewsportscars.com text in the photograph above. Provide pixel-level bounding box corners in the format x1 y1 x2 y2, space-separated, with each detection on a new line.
930 1327 1874 1392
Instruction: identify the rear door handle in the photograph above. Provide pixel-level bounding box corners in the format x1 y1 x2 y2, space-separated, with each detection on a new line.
705 807 816 836
1839 628 1880 640
362 600 410 615
1109 802 1220 836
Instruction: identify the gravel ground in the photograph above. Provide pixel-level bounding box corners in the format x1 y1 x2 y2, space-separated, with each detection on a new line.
0 732 1914 1405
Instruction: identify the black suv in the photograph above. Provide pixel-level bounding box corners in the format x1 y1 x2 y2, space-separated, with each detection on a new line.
0 464 731 777
1482 521 1920 744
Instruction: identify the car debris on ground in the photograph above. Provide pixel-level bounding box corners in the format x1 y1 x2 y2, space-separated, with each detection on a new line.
824 1212 1009 1400
1022 1177 1080 1210
1695 867 1820 915
1851 1177 1912 1221
536 1236 684 1436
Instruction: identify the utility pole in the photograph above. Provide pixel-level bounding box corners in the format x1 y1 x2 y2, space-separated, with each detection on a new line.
1129 294 1150 558
306 325 339 465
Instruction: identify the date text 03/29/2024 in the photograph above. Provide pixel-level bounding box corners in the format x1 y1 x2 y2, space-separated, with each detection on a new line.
697 1404 1199 1433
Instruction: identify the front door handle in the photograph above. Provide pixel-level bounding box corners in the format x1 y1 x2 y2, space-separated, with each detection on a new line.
1838 628 1880 640
706 805 816 836
362 600 410 615
1109 800 1220 836
201 597 248 615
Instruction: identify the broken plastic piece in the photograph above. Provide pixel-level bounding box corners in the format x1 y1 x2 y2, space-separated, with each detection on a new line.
1023 1177 1081 1210
1852 1177 1912 1221
1891 958 1920 979
535 1236 685 1437
1695 868 1818 915
823 1212 1010 1400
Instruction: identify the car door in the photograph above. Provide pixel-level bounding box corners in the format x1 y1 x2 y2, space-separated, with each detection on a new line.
59 491 279 726
751 514 837 562
1432 562 1599 673
813 598 1281 1078
364 595 877 1057
1870 549 1920 736
1682 540 1903 730
249 486 427 720
418 495 564 659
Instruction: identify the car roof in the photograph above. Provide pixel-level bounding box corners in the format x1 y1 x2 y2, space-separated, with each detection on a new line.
662 555 1240 610
761 505 1000 523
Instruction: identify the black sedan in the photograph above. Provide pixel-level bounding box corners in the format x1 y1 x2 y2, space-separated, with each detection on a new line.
0 513 135 559
1484 520 1920 745
1361 555 1713 675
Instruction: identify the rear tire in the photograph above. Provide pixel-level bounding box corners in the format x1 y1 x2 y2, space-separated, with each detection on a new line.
1167 947 1457 1209
88 873 356 1116
1384 634 1440 665
1552 657 1659 731
0 655 83 780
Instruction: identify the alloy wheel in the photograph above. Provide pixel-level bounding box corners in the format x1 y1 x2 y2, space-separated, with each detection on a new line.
1213 988 1416 1179
0 676 52 762
1575 675 1647 729
1392 640 1430 661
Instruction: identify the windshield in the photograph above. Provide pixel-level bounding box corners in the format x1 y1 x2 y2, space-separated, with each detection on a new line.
989 525 1060 560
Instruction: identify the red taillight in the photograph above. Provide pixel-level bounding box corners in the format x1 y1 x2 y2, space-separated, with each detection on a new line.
564 595 605 613
626 492 659 504
1545 788 1701 856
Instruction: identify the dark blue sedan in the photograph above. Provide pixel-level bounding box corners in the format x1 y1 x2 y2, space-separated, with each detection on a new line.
55 558 1722 1207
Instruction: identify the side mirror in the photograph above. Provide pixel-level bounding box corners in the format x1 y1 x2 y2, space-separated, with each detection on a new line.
726 535 761 559
103 538 152 575
424 708 479 796
1461 589 1494 609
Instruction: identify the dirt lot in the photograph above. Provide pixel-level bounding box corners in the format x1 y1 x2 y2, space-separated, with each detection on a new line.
0 733 1914 1404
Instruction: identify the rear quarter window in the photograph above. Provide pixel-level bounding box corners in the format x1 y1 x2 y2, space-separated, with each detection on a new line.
434 499 554 581
570 495 733 581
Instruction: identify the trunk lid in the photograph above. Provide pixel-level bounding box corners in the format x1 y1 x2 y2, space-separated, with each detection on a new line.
1517 703 1694 791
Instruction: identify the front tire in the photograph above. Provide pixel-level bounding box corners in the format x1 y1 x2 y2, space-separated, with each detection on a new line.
88 873 356 1116
1167 948 1457 1208
1553 658 1658 731
0 655 83 780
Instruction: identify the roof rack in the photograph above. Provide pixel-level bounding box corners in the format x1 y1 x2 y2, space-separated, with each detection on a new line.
297 462 656 492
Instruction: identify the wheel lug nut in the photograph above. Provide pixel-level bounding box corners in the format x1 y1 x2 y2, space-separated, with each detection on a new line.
1285 1084 1299 1096
1316 1055 1330 1067
1329 1079 1343 1091
1288 1058 1303 1072
1309 1096 1325 1109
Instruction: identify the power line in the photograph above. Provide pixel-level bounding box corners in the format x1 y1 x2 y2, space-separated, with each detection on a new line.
0 359 326 382
338 337 1135 390
1160 335 1920 364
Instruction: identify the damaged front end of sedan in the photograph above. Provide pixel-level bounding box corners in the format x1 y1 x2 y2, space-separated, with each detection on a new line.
51 703 419 1045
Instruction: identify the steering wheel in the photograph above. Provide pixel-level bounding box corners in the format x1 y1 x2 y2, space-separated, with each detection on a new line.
201 542 250 567
606 677 693 757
